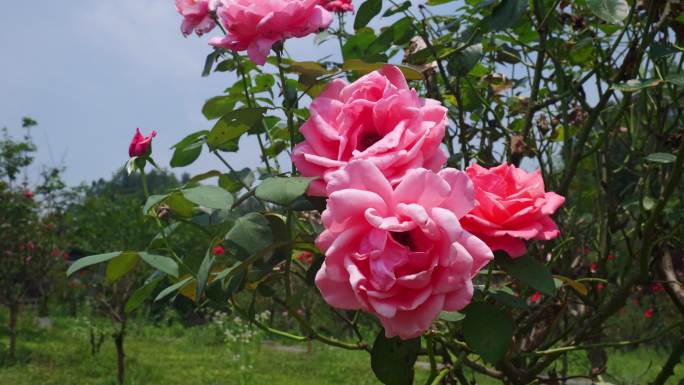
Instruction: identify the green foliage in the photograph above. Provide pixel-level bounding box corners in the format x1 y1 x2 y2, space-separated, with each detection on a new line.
463 302 513 364
371 333 420 385
354 0 382 30
37 1 684 384
255 177 315 206
495 254 557 296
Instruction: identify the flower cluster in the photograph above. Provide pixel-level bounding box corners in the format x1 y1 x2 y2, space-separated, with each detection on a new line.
293 66 565 339
175 0 333 65
171 0 566 341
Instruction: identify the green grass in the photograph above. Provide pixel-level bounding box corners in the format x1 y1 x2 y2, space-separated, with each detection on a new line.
0 311 681 385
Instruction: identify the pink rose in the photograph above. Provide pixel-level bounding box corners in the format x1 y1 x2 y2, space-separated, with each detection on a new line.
175 0 218 37
323 0 353 13
209 0 333 65
293 65 448 196
315 160 493 339
460 163 565 258
128 128 157 158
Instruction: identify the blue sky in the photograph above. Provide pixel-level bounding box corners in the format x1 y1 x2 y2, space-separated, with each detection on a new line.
1 0 457 186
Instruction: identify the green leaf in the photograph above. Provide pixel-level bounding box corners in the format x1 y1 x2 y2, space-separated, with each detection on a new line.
155 277 193 302
427 0 457 4
665 73 684 87
125 278 161 314
196 251 215 304
383 1 410 16
255 177 315 206
202 49 221 77
391 17 415 45
106 252 140 283
439 311 465 322
214 59 236 72
645 152 677 164
463 302 513 363
187 170 222 184
487 0 528 31
354 0 382 30
283 79 299 109
286 61 335 77
66 252 122 277
226 212 274 256
495 254 557 296
371 332 420 385
367 27 394 56
219 168 255 193
202 96 237 120
612 79 662 92
207 108 267 151
491 291 527 309
143 194 167 215
182 185 234 210
139 253 179 277
449 44 483 75
342 59 424 81
165 192 196 217
586 0 629 24
170 131 207 168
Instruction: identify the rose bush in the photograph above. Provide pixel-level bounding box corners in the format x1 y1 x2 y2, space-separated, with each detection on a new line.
65 1 684 384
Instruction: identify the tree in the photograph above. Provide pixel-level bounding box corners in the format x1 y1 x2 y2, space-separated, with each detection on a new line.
0 119 66 363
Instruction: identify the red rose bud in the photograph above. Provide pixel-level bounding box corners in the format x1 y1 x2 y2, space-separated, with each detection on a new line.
595 283 605 291
650 282 664 293
530 291 542 303
644 308 654 318
129 128 157 158
23 191 34 199
590 262 598 273
212 245 225 256
607 254 615 261
296 251 314 265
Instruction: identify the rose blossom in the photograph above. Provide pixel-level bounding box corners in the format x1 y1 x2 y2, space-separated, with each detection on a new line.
129 128 157 158
293 65 448 196
323 0 353 13
209 0 333 65
175 0 219 37
459 163 565 258
315 160 493 339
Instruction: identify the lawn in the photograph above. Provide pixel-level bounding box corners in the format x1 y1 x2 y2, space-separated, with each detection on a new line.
0 310 681 385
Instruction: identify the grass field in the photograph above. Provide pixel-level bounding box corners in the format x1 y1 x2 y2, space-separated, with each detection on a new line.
0 310 681 385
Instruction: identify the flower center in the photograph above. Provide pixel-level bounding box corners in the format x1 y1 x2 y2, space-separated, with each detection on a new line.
390 231 416 251
357 131 382 151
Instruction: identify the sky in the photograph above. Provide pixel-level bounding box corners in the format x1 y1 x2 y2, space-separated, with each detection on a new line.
0 0 458 187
